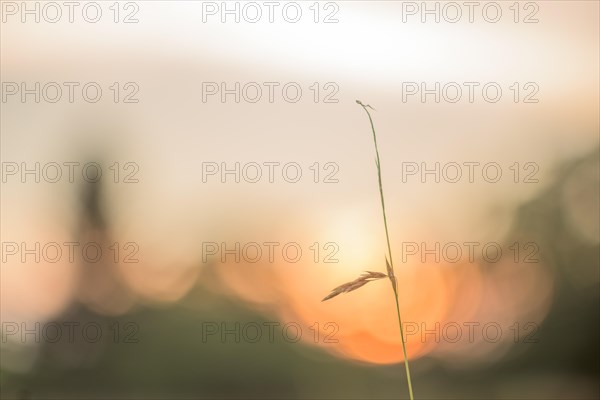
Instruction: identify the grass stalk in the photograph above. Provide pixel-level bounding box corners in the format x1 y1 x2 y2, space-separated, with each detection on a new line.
357 100 415 400
322 101 415 400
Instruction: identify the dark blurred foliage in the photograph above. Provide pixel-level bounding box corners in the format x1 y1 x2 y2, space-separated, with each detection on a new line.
1 150 598 400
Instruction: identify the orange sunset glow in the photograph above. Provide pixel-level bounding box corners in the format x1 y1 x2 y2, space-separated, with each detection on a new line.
1 1 598 399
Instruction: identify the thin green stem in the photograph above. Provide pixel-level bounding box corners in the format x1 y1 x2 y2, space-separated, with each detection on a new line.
357 100 415 400
393 290 415 400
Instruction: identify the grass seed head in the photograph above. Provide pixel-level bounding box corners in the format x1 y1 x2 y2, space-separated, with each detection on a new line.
322 271 388 302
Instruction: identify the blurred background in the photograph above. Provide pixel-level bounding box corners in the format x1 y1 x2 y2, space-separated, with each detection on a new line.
1 1 599 399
